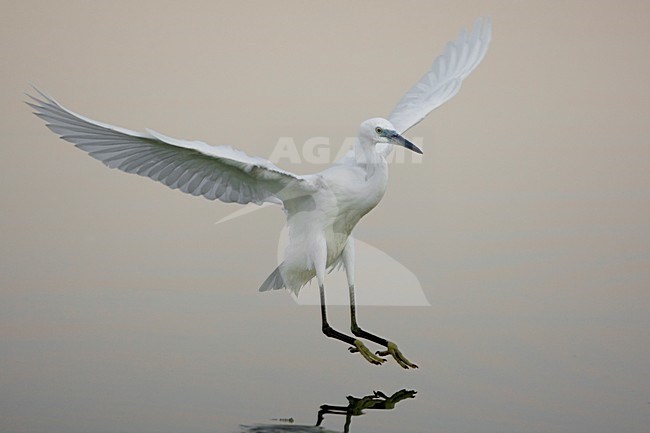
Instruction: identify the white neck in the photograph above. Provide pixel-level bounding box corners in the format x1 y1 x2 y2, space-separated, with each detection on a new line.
354 137 383 163
353 136 386 179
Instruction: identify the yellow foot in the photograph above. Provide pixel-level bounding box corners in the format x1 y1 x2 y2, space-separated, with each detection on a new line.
348 340 386 365
376 341 418 369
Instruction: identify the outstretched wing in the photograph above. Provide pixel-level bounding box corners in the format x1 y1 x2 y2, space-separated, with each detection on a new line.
387 17 492 135
27 90 316 205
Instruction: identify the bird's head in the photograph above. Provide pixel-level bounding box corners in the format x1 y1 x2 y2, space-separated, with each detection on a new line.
358 118 423 154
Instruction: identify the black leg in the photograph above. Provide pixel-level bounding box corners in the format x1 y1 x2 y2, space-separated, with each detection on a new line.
320 283 356 344
319 284 385 366
349 284 390 346
348 284 418 369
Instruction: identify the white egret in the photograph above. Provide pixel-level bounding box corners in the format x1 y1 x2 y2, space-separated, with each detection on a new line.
28 17 491 368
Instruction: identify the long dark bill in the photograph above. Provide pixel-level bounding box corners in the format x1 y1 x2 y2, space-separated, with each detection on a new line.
388 131 423 154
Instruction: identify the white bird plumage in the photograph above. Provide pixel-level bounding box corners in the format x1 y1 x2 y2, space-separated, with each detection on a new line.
29 17 491 368
386 17 492 136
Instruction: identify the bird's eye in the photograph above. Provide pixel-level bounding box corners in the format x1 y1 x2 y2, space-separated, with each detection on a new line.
375 127 383 134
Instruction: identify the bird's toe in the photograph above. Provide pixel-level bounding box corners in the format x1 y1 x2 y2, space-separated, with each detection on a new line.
353 340 386 365
378 341 418 369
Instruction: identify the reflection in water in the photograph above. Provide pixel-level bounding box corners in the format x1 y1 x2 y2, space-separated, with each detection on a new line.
241 389 417 433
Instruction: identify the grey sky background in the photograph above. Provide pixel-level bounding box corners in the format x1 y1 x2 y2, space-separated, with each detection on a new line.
1 1 649 432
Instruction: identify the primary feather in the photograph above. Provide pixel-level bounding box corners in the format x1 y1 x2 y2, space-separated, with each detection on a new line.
382 17 491 151
27 89 316 206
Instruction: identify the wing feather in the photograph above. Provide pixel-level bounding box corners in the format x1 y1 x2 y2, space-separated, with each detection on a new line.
386 17 492 137
28 90 316 206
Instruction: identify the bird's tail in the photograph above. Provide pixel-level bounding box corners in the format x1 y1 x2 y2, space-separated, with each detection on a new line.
259 263 285 292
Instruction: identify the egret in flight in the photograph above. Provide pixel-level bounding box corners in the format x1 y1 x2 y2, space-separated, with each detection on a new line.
28 18 491 368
